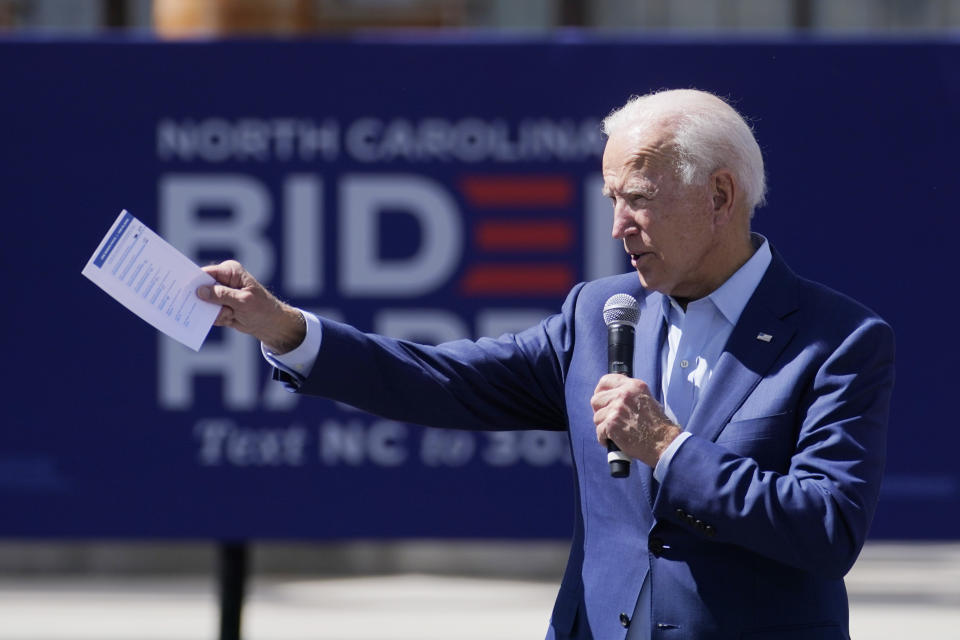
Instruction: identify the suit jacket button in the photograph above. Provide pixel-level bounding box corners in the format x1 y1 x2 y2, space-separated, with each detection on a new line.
704 524 717 537
685 514 697 527
675 508 687 520
619 612 631 628
649 536 665 556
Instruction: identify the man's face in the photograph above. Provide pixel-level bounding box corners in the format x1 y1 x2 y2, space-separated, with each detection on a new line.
601 125 720 300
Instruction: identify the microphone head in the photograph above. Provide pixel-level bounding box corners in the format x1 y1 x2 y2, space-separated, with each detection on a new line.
603 293 640 328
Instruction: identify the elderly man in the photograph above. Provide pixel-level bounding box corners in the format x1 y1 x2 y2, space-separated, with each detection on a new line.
198 89 894 639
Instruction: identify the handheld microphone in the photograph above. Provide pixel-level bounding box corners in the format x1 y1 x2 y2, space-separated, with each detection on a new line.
602 293 640 478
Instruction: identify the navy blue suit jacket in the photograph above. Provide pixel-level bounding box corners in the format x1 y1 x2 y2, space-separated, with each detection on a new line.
294 249 895 639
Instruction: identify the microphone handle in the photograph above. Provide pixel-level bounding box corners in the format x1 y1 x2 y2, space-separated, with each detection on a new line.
607 444 631 478
607 324 633 478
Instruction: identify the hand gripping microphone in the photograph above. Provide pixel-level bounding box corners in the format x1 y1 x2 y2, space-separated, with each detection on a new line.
602 293 640 478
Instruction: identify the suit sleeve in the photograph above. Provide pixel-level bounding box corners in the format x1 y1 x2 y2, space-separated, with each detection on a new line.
292 284 583 432
653 317 895 578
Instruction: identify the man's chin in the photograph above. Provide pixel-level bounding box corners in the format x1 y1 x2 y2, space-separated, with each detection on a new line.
635 271 670 296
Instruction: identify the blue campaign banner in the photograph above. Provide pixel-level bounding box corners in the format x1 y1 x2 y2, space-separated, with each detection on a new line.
1 37 957 539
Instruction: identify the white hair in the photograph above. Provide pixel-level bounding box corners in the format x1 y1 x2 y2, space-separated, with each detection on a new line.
602 89 767 213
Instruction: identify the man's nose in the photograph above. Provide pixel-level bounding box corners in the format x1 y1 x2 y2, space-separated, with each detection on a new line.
611 204 635 239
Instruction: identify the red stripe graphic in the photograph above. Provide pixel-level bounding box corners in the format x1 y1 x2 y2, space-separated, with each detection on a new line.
460 264 574 296
476 220 574 251
461 176 573 208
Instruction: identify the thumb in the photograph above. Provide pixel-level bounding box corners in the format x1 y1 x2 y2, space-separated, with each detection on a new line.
201 260 245 288
197 283 241 306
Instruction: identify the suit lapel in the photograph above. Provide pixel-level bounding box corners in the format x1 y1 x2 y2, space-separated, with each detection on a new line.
684 250 800 443
633 289 665 400
631 288 665 505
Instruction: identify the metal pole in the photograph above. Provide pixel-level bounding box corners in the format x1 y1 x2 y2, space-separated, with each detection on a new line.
218 541 248 640
792 0 813 30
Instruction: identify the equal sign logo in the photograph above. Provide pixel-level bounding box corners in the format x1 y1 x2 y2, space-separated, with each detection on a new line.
457 174 575 297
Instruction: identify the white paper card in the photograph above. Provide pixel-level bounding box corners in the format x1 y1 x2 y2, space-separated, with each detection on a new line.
82 210 221 351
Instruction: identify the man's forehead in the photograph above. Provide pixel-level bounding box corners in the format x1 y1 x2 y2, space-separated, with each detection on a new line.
603 132 674 178
630 125 675 152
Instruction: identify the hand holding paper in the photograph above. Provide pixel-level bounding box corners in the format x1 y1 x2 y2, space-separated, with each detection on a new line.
198 261 306 354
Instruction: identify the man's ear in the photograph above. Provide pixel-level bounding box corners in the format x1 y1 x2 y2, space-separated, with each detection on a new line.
710 170 737 224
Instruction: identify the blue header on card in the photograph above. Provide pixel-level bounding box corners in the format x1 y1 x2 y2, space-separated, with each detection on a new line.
93 211 133 269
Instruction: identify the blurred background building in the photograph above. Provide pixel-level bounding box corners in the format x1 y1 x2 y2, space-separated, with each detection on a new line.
1 0 960 34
